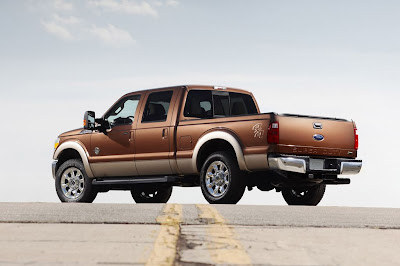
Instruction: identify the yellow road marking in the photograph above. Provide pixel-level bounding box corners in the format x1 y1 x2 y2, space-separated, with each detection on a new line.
196 204 252 265
146 204 182 266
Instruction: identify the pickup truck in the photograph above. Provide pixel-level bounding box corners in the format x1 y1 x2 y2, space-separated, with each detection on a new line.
52 85 362 205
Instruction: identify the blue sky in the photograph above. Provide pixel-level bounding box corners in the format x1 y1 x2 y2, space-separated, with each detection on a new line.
0 0 399 207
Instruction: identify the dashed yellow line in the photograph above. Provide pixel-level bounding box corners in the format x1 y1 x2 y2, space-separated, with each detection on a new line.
146 204 182 266
196 204 252 265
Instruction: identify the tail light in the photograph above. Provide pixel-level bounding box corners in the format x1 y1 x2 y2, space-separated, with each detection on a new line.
354 127 359 150
267 122 279 144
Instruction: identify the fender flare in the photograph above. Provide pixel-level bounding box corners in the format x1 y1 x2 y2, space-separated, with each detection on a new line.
53 141 94 178
192 131 249 173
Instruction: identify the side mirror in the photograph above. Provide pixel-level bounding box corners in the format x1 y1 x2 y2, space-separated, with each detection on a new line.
84 111 95 130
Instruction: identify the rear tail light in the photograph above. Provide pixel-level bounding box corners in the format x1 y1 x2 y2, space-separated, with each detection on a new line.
267 122 279 144
354 127 358 150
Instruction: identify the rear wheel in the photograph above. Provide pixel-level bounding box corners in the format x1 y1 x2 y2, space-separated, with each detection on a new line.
55 159 97 203
131 185 172 203
281 184 326 206
200 152 246 204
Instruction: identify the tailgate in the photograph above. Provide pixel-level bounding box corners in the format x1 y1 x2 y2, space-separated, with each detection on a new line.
276 114 357 158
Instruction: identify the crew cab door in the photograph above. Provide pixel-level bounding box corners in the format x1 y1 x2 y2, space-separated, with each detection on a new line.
135 88 179 176
89 93 143 177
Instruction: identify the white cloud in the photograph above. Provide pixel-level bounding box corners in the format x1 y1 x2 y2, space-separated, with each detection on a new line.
53 0 74 11
165 0 178 7
41 20 74 41
89 24 136 46
88 0 158 17
53 14 81 25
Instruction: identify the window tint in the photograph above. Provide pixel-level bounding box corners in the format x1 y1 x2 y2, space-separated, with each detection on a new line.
213 94 230 116
105 95 140 127
184 90 213 118
184 90 258 119
230 93 258 116
142 91 173 122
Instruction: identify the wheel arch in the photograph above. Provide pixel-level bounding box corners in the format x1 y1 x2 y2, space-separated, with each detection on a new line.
193 130 248 173
54 141 94 178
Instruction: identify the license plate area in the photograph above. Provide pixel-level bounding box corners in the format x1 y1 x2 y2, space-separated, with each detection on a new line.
309 159 324 170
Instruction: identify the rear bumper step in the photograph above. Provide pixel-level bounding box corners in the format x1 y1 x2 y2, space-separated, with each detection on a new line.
268 155 362 175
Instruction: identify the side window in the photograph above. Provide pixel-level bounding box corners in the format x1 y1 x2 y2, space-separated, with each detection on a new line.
142 91 173 123
213 93 230 117
230 93 258 116
105 95 140 127
184 90 213 119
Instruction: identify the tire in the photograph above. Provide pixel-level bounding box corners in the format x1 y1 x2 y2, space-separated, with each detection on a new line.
131 185 172 203
281 184 326 206
55 159 97 203
200 152 246 204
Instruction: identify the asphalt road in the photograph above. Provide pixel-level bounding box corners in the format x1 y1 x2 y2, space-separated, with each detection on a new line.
0 203 399 265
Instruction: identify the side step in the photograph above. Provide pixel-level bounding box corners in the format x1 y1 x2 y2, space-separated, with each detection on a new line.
323 178 351 185
92 176 178 186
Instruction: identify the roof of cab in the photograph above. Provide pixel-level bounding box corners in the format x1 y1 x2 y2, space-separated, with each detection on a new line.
122 85 252 98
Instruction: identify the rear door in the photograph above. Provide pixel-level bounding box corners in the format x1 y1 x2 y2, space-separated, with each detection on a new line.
135 88 180 175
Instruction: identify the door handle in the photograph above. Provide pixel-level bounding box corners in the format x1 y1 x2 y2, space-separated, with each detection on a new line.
129 131 134 142
162 128 168 139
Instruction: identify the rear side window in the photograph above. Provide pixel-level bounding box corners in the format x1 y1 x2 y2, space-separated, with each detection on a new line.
142 91 173 122
184 90 258 119
213 93 230 117
230 92 258 116
184 90 213 118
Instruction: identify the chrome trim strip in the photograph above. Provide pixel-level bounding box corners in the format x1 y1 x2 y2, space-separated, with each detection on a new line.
268 157 307 174
52 160 58 180
340 161 362 175
53 141 94 178
192 131 249 173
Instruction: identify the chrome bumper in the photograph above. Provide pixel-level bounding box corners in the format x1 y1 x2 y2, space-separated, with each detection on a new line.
52 160 58 179
268 155 362 175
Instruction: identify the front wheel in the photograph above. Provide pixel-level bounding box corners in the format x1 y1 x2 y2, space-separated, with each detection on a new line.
281 184 326 206
55 159 97 203
131 185 172 203
200 152 246 204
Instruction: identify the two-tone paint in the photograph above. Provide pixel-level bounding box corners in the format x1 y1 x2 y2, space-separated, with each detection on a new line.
53 85 361 180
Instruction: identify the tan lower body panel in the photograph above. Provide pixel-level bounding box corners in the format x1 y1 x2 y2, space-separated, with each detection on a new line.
90 154 266 178
176 158 195 175
136 159 173 176
244 154 268 171
90 161 138 177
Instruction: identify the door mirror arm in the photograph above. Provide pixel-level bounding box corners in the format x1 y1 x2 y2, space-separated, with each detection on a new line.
95 118 112 134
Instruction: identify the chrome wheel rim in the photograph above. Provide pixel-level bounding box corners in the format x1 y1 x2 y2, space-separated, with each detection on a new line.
205 161 230 198
61 167 85 199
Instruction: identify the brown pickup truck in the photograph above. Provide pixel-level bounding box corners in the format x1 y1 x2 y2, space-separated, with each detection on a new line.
52 85 362 205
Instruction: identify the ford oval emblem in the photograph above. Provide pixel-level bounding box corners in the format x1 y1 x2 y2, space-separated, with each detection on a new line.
313 134 324 141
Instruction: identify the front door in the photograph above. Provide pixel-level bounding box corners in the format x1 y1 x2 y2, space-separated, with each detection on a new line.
135 89 178 176
89 94 142 177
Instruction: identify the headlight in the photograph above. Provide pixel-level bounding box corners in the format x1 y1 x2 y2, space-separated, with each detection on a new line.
54 137 60 150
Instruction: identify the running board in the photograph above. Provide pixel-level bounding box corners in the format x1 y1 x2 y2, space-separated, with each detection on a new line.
323 178 351 185
92 176 178 186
